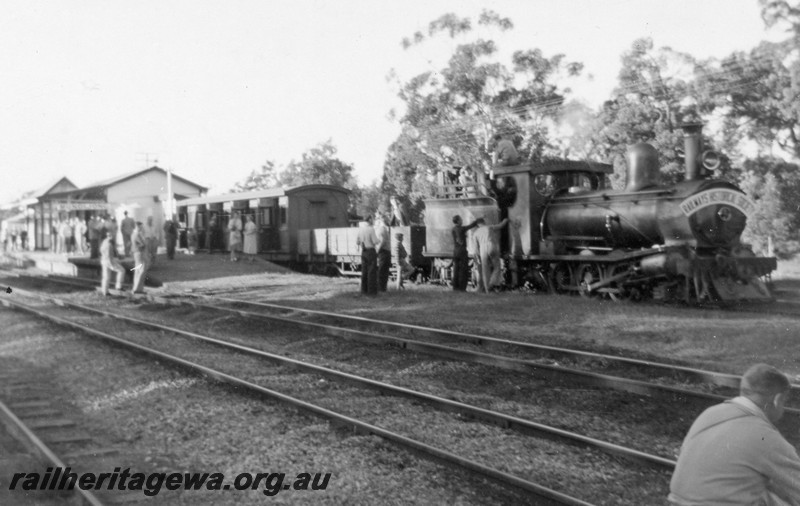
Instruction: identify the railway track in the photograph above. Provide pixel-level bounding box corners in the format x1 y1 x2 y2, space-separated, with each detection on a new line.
3 290 624 505
154 291 800 415
4 271 799 416
0 398 105 506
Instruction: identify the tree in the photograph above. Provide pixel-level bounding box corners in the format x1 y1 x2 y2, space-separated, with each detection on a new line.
696 41 799 160
739 170 799 258
592 38 712 187
760 0 800 38
278 140 371 217
230 160 279 192
279 140 358 189
384 10 583 212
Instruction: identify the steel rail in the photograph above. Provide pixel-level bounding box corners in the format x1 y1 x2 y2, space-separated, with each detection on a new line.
4 273 798 413
151 293 753 407
0 399 105 506
6 288 675 470
175 292 800 393
1 297 594 506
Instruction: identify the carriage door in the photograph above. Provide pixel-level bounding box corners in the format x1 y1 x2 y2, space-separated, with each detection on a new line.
308 200 328 228
258 197 278 251
193 205 206 249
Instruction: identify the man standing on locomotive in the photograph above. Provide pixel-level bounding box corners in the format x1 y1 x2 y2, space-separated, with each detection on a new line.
669 363 800 505
376 213 392 292
355 215 379 296
491 134 520 167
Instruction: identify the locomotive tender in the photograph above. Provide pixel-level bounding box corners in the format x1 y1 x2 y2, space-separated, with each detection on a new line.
424 123 777 303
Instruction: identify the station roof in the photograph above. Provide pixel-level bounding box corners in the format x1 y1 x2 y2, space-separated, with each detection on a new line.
42 167 207 200
82 166 207 193
2 176 78 211
177 184 350 207
30 176 79 198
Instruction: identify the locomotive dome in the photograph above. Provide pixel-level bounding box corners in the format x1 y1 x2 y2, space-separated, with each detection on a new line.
626 142 660 191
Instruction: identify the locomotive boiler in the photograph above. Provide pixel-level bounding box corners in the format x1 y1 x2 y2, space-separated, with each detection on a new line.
424 123 777 303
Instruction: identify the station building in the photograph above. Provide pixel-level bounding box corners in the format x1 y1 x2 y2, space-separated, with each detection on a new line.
25 167 207 251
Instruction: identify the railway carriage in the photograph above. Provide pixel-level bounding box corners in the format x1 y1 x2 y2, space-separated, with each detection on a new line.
178 185 351 262
180 185 430 277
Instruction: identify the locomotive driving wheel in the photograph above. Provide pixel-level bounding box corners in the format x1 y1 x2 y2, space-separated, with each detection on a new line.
604 264 632 302
548 262 573 294
576 263 601 298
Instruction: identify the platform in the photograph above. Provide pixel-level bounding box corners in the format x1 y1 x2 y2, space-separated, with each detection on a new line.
0 249 291 290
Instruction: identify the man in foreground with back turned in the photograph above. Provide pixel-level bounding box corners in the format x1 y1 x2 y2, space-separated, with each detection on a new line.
669 363 800 505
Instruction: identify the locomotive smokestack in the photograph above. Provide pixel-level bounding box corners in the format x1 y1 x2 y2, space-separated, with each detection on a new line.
681 122 703 181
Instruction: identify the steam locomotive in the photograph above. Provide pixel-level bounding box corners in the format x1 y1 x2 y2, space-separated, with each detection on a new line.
424 123 777 303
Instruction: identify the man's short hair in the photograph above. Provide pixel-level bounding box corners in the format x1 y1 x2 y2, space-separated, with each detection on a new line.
740 363 790 397
452 215 461 224
475 217 486 225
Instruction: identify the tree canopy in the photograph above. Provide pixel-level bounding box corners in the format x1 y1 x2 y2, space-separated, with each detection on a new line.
384 10 583 217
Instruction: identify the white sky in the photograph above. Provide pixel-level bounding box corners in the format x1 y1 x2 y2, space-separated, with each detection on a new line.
0 0 783 203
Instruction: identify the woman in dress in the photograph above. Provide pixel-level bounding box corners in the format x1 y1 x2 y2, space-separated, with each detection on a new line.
229 211 243 262
243 215 258 262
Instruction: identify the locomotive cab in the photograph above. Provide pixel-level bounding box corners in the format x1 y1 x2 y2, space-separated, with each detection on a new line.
492 160 614 257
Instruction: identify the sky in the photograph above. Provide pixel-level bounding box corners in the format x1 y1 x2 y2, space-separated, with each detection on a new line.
0 0 785 203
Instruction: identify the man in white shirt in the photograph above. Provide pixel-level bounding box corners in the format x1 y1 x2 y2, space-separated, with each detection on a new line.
472 217 508 293
131 222 148 294
99 231 125 296
355 216 379 295
669 363 800 505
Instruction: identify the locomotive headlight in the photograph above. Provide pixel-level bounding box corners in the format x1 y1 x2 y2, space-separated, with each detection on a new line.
717 206 733 222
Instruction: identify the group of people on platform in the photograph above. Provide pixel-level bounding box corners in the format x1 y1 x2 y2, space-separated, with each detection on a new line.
96 210 265 296
99 214 179 296
225 211 259 263
1 227 28 252
199 211 259 262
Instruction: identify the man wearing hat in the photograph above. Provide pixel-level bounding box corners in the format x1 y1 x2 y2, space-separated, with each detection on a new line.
393 232 415 290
